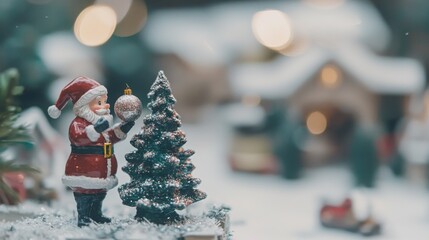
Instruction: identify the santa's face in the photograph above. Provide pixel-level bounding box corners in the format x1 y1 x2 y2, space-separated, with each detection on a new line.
89 95 110 115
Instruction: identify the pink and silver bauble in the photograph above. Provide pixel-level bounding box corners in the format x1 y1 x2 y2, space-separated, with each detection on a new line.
114 87 142 122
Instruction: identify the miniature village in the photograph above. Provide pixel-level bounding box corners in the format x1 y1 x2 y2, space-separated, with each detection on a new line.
1 0 429 239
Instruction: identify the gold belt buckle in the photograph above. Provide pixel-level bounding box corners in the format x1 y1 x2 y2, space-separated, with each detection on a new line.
104 142 112 158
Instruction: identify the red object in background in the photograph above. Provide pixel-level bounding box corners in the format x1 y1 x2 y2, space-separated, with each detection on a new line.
320 198 357 230
321 198 352 217
376 134 397 162
1 172 26 204
320 198 381 236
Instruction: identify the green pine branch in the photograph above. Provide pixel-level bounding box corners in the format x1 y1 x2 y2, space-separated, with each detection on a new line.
0 68 37 204
0 158 38 205
0 69 30 144
0 179 19 205
0 157 39 174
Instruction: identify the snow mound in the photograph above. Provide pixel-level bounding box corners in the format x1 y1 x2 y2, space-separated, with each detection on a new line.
0 202 230 240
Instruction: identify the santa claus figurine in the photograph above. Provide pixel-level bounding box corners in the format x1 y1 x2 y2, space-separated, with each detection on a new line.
47 76 135 227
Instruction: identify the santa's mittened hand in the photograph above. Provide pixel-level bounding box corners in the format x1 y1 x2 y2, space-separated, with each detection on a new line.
94 118 109 133
120 121 135 133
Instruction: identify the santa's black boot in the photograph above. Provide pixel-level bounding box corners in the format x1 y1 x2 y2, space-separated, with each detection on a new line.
90 192 111 224
73 192 93 227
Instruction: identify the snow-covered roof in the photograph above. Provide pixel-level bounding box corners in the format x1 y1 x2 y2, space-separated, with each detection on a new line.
229 43 426 98
142 0 390 66
222 103 266 127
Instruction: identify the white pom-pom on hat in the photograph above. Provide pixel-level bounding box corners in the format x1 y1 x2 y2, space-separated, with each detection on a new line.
48 105 61 119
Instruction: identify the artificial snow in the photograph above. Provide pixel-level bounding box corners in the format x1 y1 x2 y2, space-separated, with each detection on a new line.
0 202 225 240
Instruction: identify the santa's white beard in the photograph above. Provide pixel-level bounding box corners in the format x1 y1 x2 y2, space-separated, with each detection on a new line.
74 105 113 127
95 108 109 115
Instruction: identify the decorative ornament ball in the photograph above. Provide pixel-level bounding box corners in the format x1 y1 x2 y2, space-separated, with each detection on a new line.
114 87 142 122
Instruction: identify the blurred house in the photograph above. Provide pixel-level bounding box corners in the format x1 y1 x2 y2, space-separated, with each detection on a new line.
230 43 424 166
141 0 425 174
226 1 425 173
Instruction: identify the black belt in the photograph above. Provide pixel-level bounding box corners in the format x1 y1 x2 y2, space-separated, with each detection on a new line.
71 145 114 156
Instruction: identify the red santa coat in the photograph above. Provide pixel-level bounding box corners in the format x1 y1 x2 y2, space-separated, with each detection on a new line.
62 117 126 194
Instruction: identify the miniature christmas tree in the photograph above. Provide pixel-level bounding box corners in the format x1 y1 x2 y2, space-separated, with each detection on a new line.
0 69 37 205
274 121 304 180
119 71 207 224
349 127 379 188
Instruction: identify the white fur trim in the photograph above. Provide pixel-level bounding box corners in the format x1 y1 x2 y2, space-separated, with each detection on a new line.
74 85 107 109
107 158 112 177
62 175 118 190
85 125 101 142
48 105 61 119
113 123 127 140
105 114 113 127
102 132 110 142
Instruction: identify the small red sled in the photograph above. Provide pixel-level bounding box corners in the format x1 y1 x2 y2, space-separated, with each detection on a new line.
320 198 381 236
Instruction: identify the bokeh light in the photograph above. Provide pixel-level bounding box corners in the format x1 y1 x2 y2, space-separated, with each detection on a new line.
95 0 133 23
306 111 327 135
74 5 117 47
320 65 341 88
114 0 148 37
252 10 293 50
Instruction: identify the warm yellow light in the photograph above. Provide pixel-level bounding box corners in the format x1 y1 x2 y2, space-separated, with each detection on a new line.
242 95 261 106
74 5 117 47
320 65 340 88
252 10 293 50
306 111 327 135
95 0 133 22
114 0 148 37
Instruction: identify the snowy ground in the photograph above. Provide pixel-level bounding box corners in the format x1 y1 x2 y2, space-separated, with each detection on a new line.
2 107 429 239
186 108 429 240
0 203 224 240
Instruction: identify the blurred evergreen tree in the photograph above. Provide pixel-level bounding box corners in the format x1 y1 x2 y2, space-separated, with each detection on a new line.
264 101 286 136
389 150 405 177
348 127 379 188
274 120 305 180
0 68 37 205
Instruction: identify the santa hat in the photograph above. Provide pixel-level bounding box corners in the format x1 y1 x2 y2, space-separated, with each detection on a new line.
48 76 107 119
